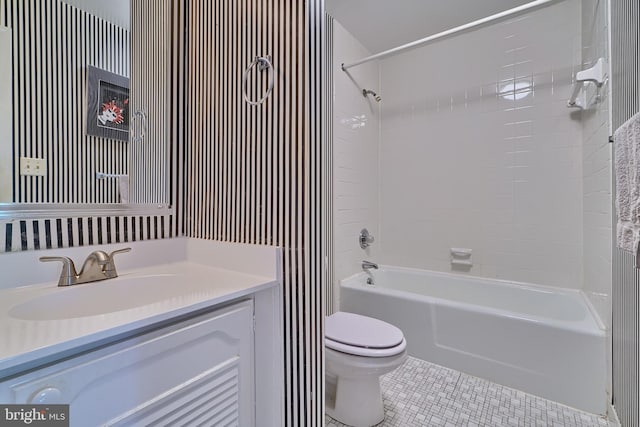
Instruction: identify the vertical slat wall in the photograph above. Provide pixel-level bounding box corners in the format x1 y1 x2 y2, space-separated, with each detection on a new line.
170 0 187 238
184 0 326 425
2 0 129 204
324 13 334 315
129 0 170 204
308 1 326 424
0 214 172 253
0 0 182 253
611 0 640 425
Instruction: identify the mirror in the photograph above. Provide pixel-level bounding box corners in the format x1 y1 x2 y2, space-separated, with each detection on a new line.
0 0 170 214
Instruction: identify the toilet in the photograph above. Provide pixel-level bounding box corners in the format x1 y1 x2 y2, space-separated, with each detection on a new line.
325 311 407 426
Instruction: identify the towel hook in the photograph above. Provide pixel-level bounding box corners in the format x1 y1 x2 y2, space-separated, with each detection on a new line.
243 56 274 106
130 110 147 142
567 58 607 108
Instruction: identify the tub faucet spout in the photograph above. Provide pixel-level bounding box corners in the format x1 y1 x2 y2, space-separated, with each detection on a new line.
362 260 378 271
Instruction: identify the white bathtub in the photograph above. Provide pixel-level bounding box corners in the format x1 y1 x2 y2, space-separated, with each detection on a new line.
339 266 607 414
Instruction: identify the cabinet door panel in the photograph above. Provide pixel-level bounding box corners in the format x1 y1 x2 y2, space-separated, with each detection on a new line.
107 357 241 426
3 301 254 427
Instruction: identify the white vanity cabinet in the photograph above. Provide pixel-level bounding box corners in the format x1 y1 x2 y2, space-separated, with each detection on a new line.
0 300 255 426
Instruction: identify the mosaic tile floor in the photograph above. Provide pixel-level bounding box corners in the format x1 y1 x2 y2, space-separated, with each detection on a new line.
326 356 612 427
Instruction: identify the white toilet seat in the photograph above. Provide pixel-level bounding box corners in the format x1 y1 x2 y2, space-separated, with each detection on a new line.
326 336 407 357
325 312 407 357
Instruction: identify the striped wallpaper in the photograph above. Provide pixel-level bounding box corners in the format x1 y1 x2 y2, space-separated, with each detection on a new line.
0 0 179 252
1 212 173 252
183 0 326 425
611 0 640 425
0 0 329 424
169 0 187 240
2 2 640 426
1 0 172 205
325 13 335 315
129 0 171 205
2 0 130 204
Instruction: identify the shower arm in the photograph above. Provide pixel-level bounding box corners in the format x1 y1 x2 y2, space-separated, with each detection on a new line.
363 89 382 102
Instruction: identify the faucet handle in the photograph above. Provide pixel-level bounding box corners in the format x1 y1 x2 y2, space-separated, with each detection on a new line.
359 228 375 249
105 247 131 277
109 247 132 257
40 256 78 287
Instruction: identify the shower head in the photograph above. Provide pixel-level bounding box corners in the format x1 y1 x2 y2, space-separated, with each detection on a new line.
363 89 382 102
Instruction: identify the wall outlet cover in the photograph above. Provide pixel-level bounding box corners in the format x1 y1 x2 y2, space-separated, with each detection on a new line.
20 157 47 176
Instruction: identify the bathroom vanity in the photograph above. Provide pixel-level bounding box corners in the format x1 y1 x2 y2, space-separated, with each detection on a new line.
0 238 283 426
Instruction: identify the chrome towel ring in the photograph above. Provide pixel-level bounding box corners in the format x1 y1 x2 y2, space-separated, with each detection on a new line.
243 56 274 106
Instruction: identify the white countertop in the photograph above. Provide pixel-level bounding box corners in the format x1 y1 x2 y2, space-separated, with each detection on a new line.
0 238 281 378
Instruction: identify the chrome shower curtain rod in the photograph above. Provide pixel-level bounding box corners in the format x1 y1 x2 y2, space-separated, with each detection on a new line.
341 0 562 71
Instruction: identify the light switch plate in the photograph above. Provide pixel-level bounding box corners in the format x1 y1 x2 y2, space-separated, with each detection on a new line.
20 157 47 176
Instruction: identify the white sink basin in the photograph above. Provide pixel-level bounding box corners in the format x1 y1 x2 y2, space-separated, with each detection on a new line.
8 273 205 320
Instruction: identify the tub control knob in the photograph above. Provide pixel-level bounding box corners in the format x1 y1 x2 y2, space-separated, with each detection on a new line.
29 387 62 404
359 228 375 249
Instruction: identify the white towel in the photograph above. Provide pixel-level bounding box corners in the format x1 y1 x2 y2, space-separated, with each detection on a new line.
615 111 640 264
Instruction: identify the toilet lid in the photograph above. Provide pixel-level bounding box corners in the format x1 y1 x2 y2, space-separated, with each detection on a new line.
325 312 404 349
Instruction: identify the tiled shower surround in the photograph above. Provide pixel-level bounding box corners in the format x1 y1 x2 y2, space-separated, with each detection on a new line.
326 357 611 427
332 20 381 308
378 0 584 288
332 0 611 310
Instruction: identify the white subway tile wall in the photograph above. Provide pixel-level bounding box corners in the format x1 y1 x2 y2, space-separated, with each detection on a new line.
377 0 585 288
332 21 381 309
581 0 612 330
580 0 613 407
